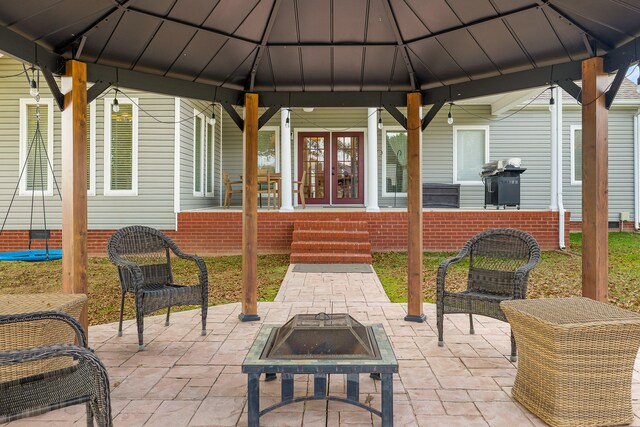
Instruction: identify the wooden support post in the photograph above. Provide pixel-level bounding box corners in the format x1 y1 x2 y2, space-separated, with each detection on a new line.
240 93 260 321
405 92 425 322
581 57 608 302
61 60 88 332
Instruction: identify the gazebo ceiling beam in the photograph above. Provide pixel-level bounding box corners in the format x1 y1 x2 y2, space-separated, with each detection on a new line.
380 0 418 90
605 59 632 109
55 0 136 55
247 0 283 91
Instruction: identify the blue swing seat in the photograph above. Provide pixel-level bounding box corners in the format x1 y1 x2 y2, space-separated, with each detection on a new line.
0 249 62 262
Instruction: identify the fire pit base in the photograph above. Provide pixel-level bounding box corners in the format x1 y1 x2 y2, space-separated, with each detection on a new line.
242 323 398 427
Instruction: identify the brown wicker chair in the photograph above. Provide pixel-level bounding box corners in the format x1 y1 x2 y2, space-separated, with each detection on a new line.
0 309 112 426
107 226 208 350
436 228 540 362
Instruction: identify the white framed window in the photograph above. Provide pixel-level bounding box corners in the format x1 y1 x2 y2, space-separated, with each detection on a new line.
570 125 582 185
205 117 215 196
104 97 138 196
19 98 54 196
193 109 205 196
453 126 490 185
381 127 408 197
258 126 280 173
87 101 96 196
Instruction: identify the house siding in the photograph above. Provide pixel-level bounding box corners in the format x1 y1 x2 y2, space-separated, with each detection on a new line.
562 107 637 222
0 57 175 230
178 99 219 212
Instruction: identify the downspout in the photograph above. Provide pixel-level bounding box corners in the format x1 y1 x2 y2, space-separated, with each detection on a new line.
634 110 640 230
557 89 566 248
551 86 566 249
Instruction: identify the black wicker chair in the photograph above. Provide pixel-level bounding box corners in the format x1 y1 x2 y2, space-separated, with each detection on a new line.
107 226 208 350
436 228 540 362
0 312 112 426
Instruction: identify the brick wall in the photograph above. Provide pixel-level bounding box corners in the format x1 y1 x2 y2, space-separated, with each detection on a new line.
0 210 570 256
569 220 637 233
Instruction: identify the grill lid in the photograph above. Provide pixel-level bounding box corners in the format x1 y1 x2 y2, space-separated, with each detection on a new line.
261 313 379 360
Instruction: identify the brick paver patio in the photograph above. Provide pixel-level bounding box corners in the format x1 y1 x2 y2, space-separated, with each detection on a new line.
5 265 640 426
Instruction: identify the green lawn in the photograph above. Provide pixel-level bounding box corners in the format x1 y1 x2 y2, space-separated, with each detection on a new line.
0 254 290 325
373 232 640 313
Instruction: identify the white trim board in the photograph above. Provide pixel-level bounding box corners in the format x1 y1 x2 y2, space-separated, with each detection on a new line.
570 124 582 186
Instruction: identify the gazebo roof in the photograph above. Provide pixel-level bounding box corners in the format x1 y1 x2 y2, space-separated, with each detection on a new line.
0 0 638 106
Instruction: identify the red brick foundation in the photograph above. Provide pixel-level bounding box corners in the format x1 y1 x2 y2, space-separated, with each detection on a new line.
0 210 570 256
569 220 637 232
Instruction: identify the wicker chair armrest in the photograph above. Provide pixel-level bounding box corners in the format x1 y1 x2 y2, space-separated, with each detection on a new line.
171 250 208 286
109 256 145 290
0 311 87 348
436 251 468 293
0 344 100 368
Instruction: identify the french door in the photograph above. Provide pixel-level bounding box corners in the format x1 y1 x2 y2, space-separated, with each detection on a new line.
298 131 364 205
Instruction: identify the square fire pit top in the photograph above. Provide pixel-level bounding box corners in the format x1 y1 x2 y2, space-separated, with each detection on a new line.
262 313 379 360
242 320 398 375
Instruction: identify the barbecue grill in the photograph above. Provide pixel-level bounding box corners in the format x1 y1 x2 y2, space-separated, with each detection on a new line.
482 158 526 209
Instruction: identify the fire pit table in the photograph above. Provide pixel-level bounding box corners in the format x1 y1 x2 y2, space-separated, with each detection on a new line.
242 313 398 426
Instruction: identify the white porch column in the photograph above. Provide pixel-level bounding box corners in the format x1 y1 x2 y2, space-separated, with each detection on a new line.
280 108 293 211
366 108 380 212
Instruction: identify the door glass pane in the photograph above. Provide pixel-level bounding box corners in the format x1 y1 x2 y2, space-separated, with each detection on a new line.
303 137 325 198
336 136 359 199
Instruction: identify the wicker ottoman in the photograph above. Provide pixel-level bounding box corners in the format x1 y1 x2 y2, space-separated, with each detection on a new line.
501 297 640 427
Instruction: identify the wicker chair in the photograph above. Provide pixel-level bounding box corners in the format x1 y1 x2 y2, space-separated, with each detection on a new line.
436 228 540 362
107 226 208 350
0 310 112 426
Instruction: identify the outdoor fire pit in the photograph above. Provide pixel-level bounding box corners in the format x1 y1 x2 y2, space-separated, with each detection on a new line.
242 313 398 426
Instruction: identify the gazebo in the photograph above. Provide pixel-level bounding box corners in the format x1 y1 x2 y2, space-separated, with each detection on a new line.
0 0 638 330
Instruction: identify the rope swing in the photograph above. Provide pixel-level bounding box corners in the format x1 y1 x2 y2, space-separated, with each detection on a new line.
0 66 62 261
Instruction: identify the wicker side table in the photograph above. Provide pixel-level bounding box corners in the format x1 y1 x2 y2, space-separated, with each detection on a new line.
501 297 640 427
0 293 87 382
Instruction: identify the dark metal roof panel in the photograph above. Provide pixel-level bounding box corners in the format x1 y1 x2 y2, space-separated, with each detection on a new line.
0 0 638 104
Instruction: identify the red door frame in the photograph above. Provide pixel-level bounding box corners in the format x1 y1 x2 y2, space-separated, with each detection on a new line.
331 132 365 204
297 132 330 204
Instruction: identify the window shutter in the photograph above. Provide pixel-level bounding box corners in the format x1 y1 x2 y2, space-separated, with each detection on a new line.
206 122 213 193
574 129 582 182
86 105 91 190
110 103 133 191
26 104 49 191
195 116 202 192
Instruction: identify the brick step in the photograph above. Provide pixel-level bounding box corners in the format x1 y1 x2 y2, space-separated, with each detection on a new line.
290 253 372 264
291 241 372 254
293 220 368 232
292 230 370 243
